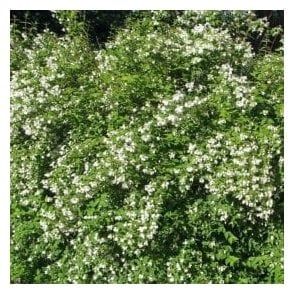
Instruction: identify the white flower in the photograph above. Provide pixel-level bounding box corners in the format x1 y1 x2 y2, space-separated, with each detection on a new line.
193 24 205 34
174 169 180 175
141 134 151 142
139 154 148 161
162 100 169 106
138 226 145 233
185 81 194 92
80 185 90 193
186 166 193 173
175 106 183 114
236 100 245 107
161 181 170 189
144 183 155 195
167 114 177 124
156 115 166 126
70 198 79 204
172 92 184 102
188 143 196 153
220 211 228 221
191 57 202 64
23 124 32 136
218 119 226 125
122 182 129 189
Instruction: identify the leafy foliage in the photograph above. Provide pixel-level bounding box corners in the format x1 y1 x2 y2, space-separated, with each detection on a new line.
11 10 283 283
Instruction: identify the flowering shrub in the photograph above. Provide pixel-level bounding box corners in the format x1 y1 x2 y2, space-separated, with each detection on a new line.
11 11 283 283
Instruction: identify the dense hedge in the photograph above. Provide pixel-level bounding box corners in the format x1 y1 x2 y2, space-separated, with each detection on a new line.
11 11 283 283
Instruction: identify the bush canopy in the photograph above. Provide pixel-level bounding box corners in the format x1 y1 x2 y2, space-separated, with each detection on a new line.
10 10 284 283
